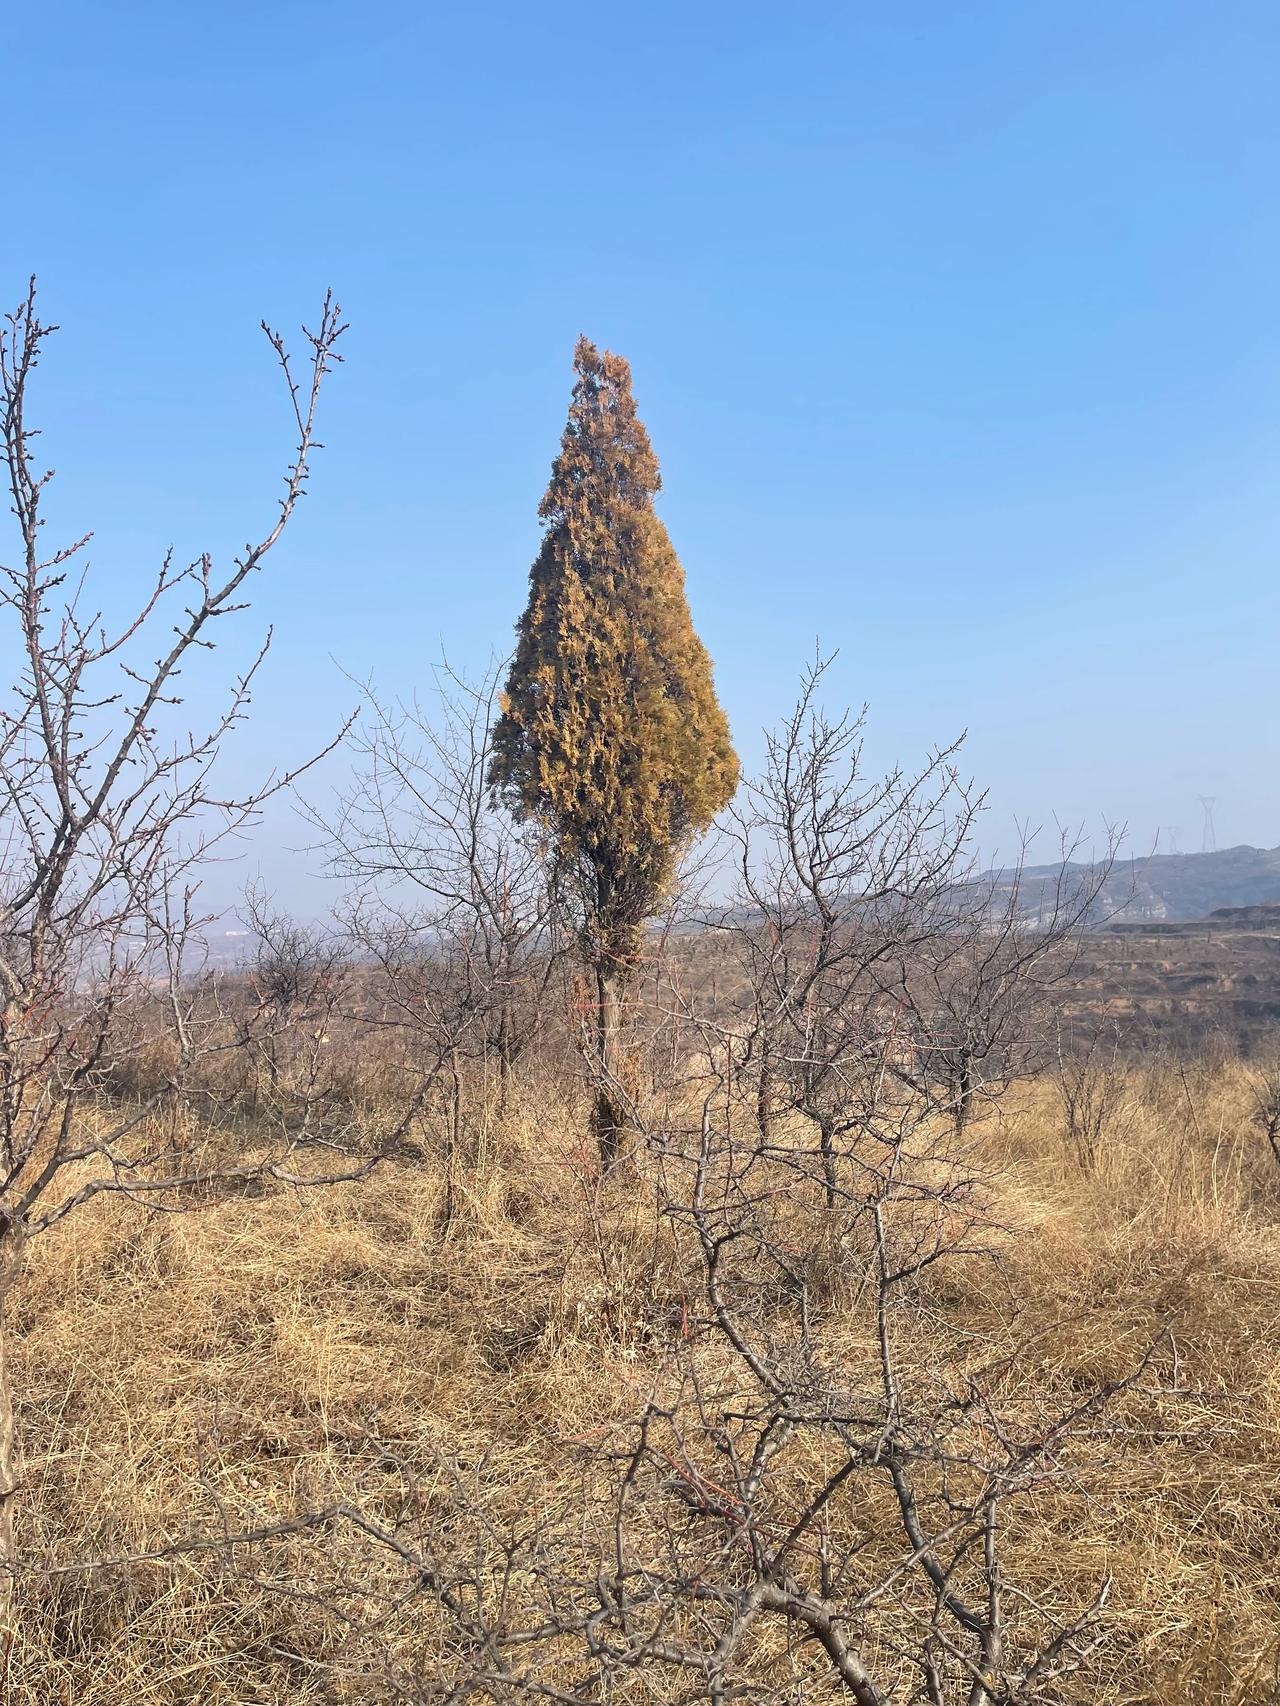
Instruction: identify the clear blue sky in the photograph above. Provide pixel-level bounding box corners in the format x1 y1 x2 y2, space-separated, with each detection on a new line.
8 2 1279 909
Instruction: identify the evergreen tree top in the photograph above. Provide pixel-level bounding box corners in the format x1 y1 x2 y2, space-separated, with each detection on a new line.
540 337 661 520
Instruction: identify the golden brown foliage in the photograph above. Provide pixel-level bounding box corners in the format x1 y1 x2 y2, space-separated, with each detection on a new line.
490 337 737 966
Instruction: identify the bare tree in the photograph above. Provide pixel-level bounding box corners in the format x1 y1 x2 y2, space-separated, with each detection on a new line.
239 884 350 1096
711 655 982 1204
320 658 567 1212
902 837 1119 1139
0 280 422 1623
708 659 1117 1195
1051 1020 1129 1170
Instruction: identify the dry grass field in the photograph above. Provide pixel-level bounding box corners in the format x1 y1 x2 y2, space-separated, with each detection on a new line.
7 1051 1279 1704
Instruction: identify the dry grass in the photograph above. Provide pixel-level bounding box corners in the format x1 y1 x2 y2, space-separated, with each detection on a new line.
5 1058 1280 1703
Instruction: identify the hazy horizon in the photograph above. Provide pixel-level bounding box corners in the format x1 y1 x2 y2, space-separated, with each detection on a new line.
9 2 1279 917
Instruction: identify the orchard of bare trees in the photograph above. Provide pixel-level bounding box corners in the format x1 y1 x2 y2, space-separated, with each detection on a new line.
0 287 1275 1706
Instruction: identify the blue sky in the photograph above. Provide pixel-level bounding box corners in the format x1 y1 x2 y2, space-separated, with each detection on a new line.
7 2 1279 909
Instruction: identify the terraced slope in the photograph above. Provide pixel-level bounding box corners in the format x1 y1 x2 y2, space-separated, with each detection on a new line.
1062 904 1280 1051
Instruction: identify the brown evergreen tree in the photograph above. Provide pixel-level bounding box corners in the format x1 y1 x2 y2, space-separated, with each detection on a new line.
490 337 737 1165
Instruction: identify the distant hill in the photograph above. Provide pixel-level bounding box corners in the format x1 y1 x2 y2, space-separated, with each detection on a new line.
987 844 1280 928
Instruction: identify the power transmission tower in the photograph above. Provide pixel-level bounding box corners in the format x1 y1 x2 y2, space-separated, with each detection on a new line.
1198 796 1217 854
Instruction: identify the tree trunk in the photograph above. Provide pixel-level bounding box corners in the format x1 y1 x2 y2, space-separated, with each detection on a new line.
953 1055 973 1136
441 1048 462 1229
756 1041 775 1139
593 964 628 1171
496 1009 514 1115
820 1121 838 1209
0 1296 18 1653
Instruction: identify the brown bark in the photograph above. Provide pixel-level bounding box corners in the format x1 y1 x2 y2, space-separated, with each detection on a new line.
441 1047 462 1229
756 1042 775 1139
593 965 628 1171
820 1119 838 1209
953 1055 974 1136
0 1293 18 1649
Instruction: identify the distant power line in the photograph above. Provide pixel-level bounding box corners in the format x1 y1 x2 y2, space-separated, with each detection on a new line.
1198 796 1218 854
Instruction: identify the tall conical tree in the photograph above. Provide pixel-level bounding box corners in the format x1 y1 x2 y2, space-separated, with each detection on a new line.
490 337 738 1164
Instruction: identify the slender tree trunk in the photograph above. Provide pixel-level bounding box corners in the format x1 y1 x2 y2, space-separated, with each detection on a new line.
953 1055 973 1136
593 964 628 1171
442 1047 462 1229
756 1041 775 1139
495 1005 514 1116
0 1287 18 1650
820 1119 837 1209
